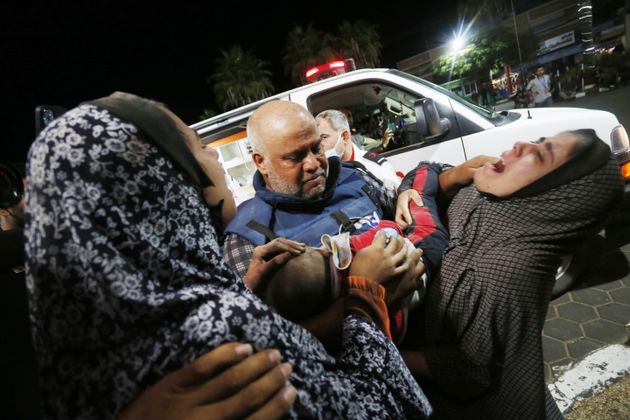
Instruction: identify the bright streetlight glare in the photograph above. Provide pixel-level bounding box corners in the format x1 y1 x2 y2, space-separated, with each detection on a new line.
448 19 474 54
451 36 466 52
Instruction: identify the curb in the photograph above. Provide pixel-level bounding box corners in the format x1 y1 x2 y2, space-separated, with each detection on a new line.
548 344 630 413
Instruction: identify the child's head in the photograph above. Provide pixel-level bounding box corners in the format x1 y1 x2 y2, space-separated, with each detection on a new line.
259 247 335 321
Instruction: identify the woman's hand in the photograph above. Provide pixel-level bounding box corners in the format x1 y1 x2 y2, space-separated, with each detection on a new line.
118 343 296 420
439 155 498 196
243 238 306 292
395 189 424 230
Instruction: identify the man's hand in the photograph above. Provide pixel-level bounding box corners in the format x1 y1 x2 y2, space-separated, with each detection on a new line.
382 127 394 148
349 231 407 283
382 247 424 307
243 238 306 291
118 343 296 420
395 189 424 230
349 232 425 307
439 155 498 197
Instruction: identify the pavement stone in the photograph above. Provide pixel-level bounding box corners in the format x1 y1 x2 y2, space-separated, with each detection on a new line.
543 336 568 363
582 319 628 344
570 288 611 306
566 337 603 360
592 279 625 292
597 302 630 324
557 302 598 323
543 232 630 384
544 318 583 341
610 287 630 302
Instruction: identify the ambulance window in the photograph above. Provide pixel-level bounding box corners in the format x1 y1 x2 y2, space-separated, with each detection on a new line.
308 82 423 154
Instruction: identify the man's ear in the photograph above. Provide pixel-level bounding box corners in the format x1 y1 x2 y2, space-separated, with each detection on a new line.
252 152 267 175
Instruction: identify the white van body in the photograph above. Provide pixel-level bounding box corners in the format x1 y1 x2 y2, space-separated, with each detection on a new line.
191 68 629 295
192 68 627 187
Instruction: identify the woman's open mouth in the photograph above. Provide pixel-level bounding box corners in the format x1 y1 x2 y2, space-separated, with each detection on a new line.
487 159 505 173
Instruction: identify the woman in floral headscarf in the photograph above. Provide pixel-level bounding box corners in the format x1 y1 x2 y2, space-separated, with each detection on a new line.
398 130 624 419
24 93 431 419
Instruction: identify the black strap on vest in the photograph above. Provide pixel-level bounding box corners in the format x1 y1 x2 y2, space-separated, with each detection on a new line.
85 95 212 188
246 220 279 242
345 160 383 187
331 210 356 233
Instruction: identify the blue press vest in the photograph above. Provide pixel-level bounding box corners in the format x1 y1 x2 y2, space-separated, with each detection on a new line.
225 160 383 247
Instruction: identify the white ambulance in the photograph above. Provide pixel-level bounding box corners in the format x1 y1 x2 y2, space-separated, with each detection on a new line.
191 67 630 295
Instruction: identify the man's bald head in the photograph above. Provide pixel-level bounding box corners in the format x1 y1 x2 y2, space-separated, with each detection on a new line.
248 101 329 199
247 101 316 155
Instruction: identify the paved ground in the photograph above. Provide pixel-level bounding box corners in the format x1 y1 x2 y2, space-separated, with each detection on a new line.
543 236 630 384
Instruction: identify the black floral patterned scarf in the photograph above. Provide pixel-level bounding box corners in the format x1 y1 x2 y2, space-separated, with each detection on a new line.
25 101 432 419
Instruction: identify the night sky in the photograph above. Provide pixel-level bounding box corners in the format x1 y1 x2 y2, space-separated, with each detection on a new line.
4 0 544 161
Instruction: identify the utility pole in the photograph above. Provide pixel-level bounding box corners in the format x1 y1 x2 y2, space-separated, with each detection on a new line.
510 0 523 95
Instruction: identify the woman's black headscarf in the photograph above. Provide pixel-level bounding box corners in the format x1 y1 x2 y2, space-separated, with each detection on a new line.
421 130 624 419
24 97 431 419
512 129 613 198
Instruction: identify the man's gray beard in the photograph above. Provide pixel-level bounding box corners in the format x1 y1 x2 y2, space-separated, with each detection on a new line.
267 171 301 196
267 170 327 199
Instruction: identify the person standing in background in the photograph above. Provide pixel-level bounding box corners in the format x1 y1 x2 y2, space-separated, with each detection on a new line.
316 109 402 190
1 162 41 420
526 66 554 107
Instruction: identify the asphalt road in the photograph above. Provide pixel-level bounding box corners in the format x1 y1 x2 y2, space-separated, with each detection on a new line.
553 84 630 131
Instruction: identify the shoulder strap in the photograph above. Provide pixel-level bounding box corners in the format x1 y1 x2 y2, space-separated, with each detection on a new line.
343 160 383 187
245 220 278 242
330 210 357 233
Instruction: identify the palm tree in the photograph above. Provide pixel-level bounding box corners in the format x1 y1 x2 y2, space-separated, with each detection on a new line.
281 24 330 86
335 20 382 68
208 46 274 111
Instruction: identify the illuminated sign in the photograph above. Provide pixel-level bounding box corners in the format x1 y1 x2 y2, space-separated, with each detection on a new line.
538 31 576 55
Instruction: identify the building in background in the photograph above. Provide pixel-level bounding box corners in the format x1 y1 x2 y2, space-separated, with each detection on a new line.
397 0 627 83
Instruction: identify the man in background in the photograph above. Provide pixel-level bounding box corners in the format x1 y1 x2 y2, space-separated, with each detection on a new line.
316 109 402 191
1 162 41 420
526 66 554 107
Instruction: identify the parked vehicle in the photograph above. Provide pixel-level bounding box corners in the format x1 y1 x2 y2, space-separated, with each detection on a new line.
191 68 630 296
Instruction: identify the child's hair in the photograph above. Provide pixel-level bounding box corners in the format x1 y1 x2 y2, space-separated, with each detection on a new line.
260 248 333 321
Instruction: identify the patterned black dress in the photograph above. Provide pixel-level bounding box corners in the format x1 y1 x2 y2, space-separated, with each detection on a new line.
24 104 432 419
413 158 622 419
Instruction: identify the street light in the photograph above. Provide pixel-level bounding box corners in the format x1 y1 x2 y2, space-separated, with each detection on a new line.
449 19 473 55
447 19 473 82
451 35 466 54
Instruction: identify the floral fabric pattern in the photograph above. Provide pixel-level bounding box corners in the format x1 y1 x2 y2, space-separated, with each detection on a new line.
25 104 431 419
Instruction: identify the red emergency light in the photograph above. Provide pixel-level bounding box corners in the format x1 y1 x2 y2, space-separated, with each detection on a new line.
305 59 356 83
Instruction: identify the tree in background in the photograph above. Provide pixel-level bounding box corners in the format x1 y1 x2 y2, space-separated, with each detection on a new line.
282 21 382 85
205 20 382 114
335 20 382 68
207 46 274 112
432 27 538 84
198 108 217 120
